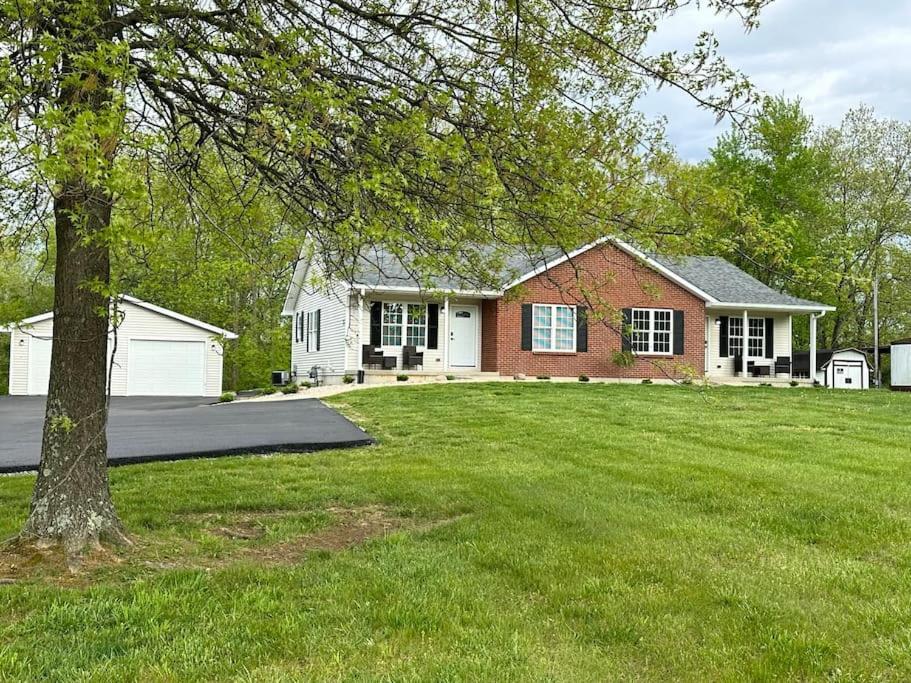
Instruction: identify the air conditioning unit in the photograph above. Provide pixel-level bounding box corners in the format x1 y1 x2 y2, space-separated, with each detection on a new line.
271 370 290 386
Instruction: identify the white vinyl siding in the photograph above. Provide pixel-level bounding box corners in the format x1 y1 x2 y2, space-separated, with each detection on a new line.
290 258 348 380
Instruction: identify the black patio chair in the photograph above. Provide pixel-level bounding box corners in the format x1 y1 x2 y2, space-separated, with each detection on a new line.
362 345 397 370
774 356 791 375
402 345 424 369
362 345 385 369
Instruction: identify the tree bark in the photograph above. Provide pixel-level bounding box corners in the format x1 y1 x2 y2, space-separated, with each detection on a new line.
21 184 125 552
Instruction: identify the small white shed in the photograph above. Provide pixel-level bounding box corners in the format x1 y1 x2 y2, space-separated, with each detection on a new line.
890 339 911 391
4 296 237 397
818 348 871 390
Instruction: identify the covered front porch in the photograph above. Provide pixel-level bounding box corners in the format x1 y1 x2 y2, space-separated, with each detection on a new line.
346 288 496 378
705 306 830 383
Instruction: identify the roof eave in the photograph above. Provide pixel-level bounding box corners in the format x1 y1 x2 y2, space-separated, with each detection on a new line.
706 302 836 313
353 282 503 298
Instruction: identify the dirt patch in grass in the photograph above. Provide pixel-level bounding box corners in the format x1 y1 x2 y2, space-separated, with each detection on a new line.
0 506 462 586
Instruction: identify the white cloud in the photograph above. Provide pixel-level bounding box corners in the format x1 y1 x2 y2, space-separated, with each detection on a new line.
639 0 911 159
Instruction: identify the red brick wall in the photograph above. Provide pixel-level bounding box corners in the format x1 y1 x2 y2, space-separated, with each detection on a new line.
481 299 499 372
487 243 706 379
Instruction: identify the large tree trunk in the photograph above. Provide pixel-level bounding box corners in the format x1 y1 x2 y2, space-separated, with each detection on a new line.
20 184 125 553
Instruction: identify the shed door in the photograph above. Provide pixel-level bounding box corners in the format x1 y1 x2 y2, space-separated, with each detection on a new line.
27 337 53 395
833 362 863 390
128 340 206 396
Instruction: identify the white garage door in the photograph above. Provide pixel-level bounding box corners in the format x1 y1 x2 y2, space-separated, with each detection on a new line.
128 340 206 396
27 337 53 395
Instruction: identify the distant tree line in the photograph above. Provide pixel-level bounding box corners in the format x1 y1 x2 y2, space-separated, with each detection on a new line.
648 97 911 351
4 99 910 394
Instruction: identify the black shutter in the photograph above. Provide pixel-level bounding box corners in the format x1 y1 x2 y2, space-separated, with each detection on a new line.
370 302 382 346
765 317 774 358
521 304 533 350
299 313 304 345
576 307 588 352
673 310 685 355
316 309 321 352
294 313 299 343
305 312 309 352
719 316 729 357
427 304 439 349
621 308 632 352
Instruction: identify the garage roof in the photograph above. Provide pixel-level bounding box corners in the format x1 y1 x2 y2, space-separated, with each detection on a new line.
1 296 238 339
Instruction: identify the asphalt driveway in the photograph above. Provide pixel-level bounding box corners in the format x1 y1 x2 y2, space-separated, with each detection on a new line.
0 396 373 473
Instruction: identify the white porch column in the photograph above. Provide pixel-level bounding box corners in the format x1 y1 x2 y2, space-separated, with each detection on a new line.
357 288 365 372
788 315 793 378
741 309 749 377
442 296 450 372
809 313 818 384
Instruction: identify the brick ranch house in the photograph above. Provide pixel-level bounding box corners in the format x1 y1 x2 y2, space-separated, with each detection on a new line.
281 239 834 385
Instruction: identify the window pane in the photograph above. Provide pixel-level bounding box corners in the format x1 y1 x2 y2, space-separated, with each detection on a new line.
532 305 552 350
653 310 671 353
748 317 765 357
728 317 743 356
555 328 574 350
407 304 426 326
533 305 552 328
632 309 651 353
406 304 426 346
382 303 402 346
555 306 574 329
552 306 575 350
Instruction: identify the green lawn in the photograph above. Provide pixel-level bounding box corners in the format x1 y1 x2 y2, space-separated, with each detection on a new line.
3 383 911 680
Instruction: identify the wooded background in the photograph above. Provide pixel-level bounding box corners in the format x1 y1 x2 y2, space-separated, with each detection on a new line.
3 97 909 392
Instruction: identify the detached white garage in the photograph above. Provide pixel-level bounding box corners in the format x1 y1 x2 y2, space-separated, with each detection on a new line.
4 296 237 397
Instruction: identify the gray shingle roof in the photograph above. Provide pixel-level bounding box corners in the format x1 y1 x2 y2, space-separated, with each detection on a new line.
649 254 829 308
350 245 565 291
349 244 829 309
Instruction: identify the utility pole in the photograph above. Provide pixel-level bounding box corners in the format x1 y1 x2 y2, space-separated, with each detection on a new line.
873 272 880 388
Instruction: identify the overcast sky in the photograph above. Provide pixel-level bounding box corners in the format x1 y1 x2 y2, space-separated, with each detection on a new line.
641 0 911 160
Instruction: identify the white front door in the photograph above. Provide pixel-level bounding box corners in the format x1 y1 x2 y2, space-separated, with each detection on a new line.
449 305 478 368
128 339 206 396
833 363 864 390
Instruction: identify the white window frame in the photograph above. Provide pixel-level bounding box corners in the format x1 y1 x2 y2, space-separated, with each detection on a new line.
630 308 674 356
307 310 318 352
728 317 743 357
380 301 429 349
532 304 577 352
405 304 427 348
729 317 766 358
